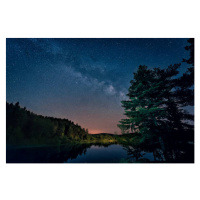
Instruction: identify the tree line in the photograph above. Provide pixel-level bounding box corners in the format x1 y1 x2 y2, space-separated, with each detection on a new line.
6 102 89 145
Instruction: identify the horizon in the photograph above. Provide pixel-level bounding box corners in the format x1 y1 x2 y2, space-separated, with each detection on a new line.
6 101 119 135
6 38 191 134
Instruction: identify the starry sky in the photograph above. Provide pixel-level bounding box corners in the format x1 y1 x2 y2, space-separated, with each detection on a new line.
6 38 191 134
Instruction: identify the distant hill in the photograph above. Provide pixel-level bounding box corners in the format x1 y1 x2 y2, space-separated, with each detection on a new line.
95 132 136 136
94 133 115 135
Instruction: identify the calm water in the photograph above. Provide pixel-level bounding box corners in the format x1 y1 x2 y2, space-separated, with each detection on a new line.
6 142 194 163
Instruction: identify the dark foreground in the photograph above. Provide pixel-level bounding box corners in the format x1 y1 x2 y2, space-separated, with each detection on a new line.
6 102 194 163
6 141 194 163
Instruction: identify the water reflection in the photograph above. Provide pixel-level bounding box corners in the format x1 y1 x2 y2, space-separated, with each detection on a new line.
6 140 194 163
122 140 194 163
66 144 128 163
7 143 91 163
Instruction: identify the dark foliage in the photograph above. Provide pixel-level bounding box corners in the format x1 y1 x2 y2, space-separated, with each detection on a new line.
118 39 194 139
6 102 88 145
118 64 194 135
175 38 194 106
182 38 194 66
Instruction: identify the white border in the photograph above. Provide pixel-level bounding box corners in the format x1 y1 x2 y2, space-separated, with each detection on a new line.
0 1 199 200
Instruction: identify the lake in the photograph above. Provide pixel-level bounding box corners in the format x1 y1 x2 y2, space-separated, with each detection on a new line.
6 142 194 163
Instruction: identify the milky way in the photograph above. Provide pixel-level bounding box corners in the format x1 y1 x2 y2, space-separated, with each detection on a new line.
6 38 190 134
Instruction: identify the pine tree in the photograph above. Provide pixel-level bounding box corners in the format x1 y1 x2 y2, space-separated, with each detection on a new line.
118 64 191 136
175 38 194 107
182 38 194 67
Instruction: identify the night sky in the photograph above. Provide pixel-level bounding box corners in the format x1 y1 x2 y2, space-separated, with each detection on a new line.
6 38 190 134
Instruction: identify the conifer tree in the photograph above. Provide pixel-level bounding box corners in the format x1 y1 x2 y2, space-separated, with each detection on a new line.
175 38 194 107
118 64 192 136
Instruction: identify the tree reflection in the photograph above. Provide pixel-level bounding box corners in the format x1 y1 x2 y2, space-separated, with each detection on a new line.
6 138 194 163
121 136 194 163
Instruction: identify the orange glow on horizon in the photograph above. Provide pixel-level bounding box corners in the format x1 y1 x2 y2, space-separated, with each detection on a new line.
89 129 104 134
